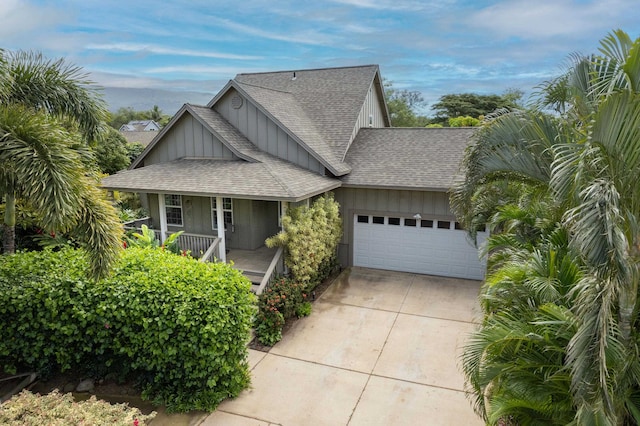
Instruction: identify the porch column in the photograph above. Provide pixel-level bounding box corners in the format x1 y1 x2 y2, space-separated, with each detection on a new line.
280 201 289 228
216 196 226 262
158 193 167 243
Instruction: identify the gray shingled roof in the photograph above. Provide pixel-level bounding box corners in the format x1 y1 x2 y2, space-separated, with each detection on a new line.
101 157 341 201
228 65 383 170
341 127 477 191
234 83 351 175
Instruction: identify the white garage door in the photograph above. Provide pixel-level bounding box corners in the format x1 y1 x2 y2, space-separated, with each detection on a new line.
353 214 488 280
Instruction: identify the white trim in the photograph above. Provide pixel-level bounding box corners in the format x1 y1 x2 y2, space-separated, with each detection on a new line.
211 197 233 230
158 194 167 243
216 196 226 262
164 194 184 227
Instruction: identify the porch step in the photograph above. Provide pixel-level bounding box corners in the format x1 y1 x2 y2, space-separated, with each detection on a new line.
242 270 265 293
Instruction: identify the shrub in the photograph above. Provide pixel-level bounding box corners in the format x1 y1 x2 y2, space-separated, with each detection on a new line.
0 390 155 426
254 277 309 346
0 247 255 412
266 194 342 285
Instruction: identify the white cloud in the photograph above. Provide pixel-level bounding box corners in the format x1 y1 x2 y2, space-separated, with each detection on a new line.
467 0 635 40
85 43 263 60
205 16 338 46
328 0 441 11
0 0 68 42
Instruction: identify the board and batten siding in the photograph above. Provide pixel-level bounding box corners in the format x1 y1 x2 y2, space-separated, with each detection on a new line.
347 83 387 152
143 113 237 166
215 89 325 174
334 187 454 266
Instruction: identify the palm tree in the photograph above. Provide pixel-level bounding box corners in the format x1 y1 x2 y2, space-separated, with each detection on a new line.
0 50 122 278
454 30 640 424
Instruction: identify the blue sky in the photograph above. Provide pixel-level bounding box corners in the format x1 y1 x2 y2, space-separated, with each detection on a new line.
3 0 640 114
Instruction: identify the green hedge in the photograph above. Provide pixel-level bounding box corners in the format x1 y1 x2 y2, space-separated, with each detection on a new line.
0 247 255 412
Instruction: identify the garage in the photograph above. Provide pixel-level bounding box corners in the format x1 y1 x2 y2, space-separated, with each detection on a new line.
353 214 488 280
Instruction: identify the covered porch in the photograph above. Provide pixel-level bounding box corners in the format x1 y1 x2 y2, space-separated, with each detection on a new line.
124 217 284 294
104 156 341 294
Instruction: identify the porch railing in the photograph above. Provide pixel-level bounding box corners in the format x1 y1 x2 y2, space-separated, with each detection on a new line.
199 237 222 263
123 220 220 262
123 217 152 229
255 246 285 295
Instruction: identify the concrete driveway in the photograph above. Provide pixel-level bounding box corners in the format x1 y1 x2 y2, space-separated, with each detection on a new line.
204 267 484 426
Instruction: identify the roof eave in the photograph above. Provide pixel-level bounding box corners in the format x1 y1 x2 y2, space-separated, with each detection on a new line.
339 183 452 193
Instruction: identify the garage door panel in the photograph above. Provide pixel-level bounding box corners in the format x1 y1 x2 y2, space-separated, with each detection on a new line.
353 214 487 280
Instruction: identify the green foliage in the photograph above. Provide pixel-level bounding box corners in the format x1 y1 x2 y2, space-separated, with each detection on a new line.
108 105 170 130
0 390 156 425
125 225 183 255
431 92 518 125
93 127 130 174
254 277 310 346
384 80 430 127
266 194 342 284
0 49 122 277
0 247 255 412
454 30 640 424
125 141 145 162
448 115 481 127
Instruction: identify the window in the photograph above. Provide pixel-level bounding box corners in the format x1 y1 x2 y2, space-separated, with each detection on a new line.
454 222 464 230
212 197 233 230
437 221 451 229
372 216 385 224
357 215 369 223
404 218 417 227
164 194 183 226
420 219 433 228
388 217 400 225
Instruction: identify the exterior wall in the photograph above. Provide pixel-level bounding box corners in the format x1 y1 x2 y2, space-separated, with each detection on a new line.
214 89 325 174
349 83 387 139
142 113 237 166
146 194 279 251
334 187 454 267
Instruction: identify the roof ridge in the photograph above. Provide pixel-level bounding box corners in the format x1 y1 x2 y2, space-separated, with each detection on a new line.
235 64 378 77
252 153 295 197
234 81 292 95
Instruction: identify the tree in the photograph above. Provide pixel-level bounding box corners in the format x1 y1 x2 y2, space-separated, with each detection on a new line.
93 127 131 174
453 30 640 424
108 105 171 130
431 92 519 125
384 81 430 127
0 50 122 278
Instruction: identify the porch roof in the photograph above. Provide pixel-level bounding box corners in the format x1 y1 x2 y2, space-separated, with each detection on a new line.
101 157 341 201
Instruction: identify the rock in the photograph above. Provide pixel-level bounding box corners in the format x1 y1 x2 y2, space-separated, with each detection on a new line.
62 383 75 393
75 378 95 393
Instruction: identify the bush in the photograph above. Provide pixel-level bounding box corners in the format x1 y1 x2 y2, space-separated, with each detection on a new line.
254 277 309 346
266 194 342 285
0 247 255 412
0 390 155 425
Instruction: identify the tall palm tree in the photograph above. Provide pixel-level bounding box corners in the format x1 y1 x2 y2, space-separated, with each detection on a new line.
0 50 122 278
453 30 640 424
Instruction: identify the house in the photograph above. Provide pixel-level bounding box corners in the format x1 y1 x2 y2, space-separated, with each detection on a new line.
119 119 161 132
119 131 157 147
102 65 487 284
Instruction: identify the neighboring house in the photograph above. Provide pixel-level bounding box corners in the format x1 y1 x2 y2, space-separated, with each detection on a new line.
102 65 487 280
119 120 161 132
119 131 157 147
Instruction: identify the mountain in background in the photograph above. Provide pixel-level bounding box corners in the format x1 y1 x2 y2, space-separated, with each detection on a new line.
101 87 216 115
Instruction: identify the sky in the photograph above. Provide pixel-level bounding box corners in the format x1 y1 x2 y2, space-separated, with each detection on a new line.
3 0 640 114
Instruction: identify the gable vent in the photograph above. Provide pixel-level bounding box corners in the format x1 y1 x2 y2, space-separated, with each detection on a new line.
231 95 243 109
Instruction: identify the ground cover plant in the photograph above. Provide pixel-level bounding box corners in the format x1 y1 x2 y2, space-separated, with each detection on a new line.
0 246 255 412
0 390 155 426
